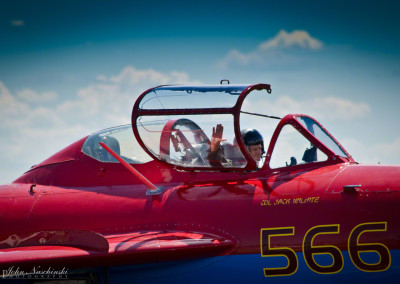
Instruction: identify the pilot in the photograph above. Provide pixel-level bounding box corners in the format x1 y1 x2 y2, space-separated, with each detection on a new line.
240 128 264 164
208 125 264 167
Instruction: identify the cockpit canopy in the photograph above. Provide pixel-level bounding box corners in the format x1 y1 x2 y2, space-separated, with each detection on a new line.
138 85 246 110
82 125 152 164
81 83 352 172
131 84 276 171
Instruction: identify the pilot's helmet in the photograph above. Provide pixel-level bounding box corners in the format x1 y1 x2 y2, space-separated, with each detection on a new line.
95 136 120 161
241 129 264 154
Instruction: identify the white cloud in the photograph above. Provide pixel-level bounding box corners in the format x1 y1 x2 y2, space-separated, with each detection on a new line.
11 20 24 27
370 137 400 165
59 66 200 125
0 81 11 96
217 29 324 68
0 67 198 183
110 67 167 85
96 74 108 82
308 96 370 120
0 82 29 127
219 49 256 67
244 95 370 121
343 137 400 165
17 89 57 103
108 66 197 85
259 30 323 50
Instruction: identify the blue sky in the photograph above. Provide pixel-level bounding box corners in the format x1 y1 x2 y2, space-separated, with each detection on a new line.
1 0 399 183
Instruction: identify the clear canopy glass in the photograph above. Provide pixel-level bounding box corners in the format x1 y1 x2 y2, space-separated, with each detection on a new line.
82 125 152 164
136 114 247 168
296 116 348 158
139 85 248 110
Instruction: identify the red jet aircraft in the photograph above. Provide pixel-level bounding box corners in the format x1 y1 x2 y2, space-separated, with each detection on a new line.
0 83 399 283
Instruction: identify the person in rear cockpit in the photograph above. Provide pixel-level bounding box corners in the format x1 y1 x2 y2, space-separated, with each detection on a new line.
207 124 264 168
240 128 264 164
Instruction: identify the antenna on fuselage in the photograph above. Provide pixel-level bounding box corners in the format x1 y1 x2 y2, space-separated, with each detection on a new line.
99 142 164 195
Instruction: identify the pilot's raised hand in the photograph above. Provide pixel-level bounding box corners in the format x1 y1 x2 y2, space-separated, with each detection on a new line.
210 124 226 152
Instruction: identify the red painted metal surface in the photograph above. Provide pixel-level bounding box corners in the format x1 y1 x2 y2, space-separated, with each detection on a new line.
99 142 157 191
0 83 399 278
